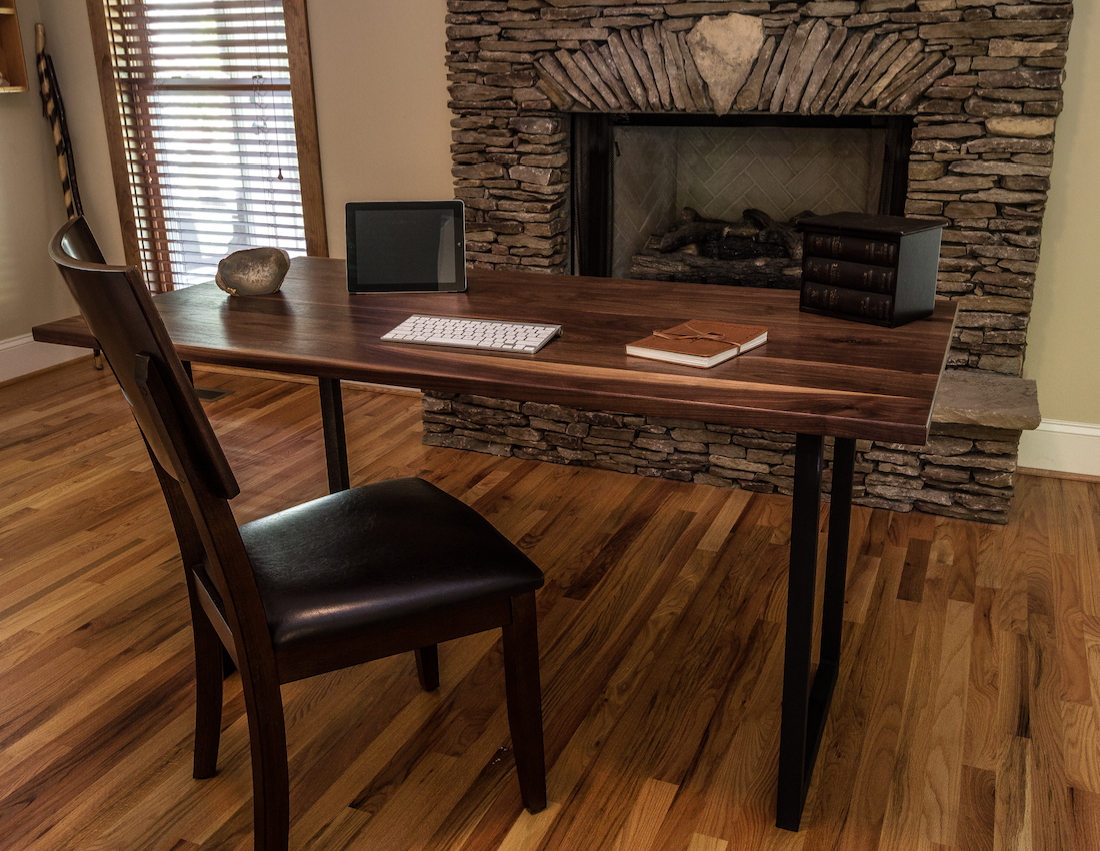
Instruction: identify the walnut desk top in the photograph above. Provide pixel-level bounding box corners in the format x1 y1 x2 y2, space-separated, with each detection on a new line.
35 258 957 447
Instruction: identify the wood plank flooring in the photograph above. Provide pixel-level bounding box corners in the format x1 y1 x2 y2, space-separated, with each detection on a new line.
2 359 1099 851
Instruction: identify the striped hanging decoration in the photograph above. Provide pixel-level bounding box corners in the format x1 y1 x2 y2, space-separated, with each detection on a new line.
35 24 83 221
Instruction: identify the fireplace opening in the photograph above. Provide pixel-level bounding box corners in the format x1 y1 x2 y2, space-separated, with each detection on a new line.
572 113 914 282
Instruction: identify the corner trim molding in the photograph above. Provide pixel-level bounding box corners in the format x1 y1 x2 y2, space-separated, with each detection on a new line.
0 334 84 385
1018 418 1100 478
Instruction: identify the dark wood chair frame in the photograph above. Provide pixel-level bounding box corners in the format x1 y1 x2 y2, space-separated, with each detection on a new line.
49 217 547 851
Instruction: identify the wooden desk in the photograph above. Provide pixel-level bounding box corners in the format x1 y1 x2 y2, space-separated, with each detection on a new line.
34 258 957 829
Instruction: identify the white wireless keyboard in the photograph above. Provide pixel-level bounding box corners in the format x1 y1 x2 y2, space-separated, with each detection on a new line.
381 314 562 354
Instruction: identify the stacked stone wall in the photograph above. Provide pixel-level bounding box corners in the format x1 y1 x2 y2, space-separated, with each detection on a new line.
441 1 1071 522
423 371 1035 523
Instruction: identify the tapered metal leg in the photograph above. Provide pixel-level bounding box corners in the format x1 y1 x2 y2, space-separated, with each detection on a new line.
318 377 350 492
822 438 856 669
776 434 856 830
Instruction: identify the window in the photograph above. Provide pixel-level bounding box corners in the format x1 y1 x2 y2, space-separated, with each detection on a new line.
89 0 326 291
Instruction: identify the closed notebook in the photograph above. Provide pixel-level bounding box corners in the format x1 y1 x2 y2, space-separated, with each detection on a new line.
626 320 768 368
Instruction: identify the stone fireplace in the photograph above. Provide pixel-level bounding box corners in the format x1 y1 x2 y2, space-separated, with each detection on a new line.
427 1 1068 523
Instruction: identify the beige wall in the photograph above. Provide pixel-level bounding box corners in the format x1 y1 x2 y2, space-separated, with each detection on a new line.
1 0 1096 437
0 0 121 379
307 0 454 256
1023 0 1100 426
0 0 75 342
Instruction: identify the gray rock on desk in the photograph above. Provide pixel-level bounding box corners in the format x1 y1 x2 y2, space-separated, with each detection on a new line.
216 247 290 296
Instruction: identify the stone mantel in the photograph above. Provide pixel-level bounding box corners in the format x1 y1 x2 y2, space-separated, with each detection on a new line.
439 1 1073 522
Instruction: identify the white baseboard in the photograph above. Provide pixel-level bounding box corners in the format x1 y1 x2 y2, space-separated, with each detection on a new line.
0 334 86 385
1018 418 1100 478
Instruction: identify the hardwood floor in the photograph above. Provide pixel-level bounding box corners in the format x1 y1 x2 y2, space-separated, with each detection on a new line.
2 359 1098 851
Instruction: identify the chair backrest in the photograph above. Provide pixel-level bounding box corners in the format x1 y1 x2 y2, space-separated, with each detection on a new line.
48 217 272 664
56 215 106 264
49 217 238 500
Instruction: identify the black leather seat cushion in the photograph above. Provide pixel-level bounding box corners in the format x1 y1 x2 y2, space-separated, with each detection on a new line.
237 478 544 650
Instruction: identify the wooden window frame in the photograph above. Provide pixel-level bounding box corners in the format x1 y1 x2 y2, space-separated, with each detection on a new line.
85 0 328 286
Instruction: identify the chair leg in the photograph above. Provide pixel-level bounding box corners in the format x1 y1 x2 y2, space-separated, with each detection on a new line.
415 645 440 691
223 645 238 678
240 665 291 851
503 592 546 813
191 604 224 779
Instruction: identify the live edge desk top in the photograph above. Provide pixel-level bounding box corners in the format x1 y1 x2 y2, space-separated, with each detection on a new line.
34 257 957 446
34 258 957 832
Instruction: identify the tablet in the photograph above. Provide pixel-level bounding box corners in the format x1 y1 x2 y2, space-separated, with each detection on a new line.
345 200 467 293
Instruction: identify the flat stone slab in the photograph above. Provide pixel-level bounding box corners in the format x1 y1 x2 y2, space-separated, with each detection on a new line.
932 371 1040 431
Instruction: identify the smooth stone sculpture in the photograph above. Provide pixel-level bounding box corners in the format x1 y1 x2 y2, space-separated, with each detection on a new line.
215 247 290 296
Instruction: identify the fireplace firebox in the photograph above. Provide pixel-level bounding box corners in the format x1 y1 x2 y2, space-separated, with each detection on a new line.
571 111 914 281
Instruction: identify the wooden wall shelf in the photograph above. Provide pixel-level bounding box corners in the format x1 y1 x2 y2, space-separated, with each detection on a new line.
0 0 29 92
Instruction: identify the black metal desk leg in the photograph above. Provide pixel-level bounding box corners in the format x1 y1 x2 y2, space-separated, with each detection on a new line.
318 377 350 493
822 438 856 670
777 433 824 830
776 434 856 830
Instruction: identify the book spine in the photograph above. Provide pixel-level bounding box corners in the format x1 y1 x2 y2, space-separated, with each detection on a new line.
802 255 897 294
801 282 894 322
804 232 900 265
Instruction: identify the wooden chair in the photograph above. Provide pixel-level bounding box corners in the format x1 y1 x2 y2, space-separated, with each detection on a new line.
53 215 106 368
49 217 547 850
54 214 107 264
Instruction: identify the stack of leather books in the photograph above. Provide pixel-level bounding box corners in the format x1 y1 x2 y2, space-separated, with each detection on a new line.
798 212 944 328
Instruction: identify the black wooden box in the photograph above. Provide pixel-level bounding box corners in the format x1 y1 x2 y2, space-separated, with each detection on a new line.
798 212 944 328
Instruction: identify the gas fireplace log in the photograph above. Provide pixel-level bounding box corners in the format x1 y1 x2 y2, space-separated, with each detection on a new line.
656 208 808 262
706 238 788 262
743 209 805 260
658 221 761 253
630 241 802 289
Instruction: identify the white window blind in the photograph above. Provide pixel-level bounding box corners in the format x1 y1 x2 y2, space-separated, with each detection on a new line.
102 0 307 291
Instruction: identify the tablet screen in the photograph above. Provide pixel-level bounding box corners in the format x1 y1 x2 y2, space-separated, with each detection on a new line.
346 200 466 293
